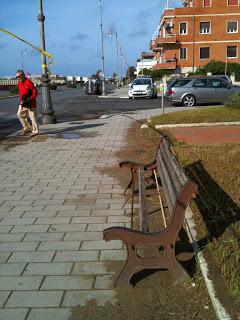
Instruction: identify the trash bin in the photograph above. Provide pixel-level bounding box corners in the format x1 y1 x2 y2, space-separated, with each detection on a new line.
85 80 95 95
94 79 102 95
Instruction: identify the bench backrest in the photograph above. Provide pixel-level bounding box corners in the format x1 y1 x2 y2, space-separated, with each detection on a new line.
156 137 189 215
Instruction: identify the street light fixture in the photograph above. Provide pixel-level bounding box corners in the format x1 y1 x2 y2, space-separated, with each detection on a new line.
37 0 56 124
99 0 106 96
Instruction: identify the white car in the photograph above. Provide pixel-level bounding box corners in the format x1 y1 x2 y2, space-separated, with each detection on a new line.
128 77 157 99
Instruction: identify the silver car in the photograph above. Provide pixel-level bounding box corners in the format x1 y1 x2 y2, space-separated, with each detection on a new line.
166 76 240 107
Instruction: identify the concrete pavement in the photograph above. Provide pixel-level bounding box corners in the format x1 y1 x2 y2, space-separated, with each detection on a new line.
0 108 162 320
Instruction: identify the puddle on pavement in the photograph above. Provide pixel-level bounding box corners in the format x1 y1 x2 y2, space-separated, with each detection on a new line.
54 131 98 139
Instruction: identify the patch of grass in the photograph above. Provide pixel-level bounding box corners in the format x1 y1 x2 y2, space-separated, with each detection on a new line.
174 143 240 304
150 106 240 126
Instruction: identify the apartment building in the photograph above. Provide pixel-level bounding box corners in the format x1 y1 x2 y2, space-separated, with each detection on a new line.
150 0 240 74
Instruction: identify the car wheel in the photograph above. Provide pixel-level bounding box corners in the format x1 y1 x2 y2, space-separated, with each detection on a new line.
129 97 132 99
182 94 196 107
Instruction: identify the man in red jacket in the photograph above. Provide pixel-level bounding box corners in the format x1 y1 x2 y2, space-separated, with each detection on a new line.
16 70 39 136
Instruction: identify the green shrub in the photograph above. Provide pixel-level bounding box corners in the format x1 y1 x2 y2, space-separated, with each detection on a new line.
224 93 240 109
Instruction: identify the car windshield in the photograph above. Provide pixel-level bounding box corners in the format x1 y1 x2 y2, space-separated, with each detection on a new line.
133 79 151 85
173 79 191 87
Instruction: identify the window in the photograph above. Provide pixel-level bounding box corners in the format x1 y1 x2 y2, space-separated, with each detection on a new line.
203 0 211 6
228 0 238 5
200 47 210 59
227 21 238 33
209 79 222 88
227 46 238 58
193 79 209 88
200 22 211 34
180 48 187 60
179 22 187 35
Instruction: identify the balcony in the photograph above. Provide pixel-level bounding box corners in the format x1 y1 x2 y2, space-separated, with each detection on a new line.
152 59 177 70
155 34 177 45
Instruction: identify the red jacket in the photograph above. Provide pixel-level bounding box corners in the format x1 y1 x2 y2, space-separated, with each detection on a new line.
18 78 38 109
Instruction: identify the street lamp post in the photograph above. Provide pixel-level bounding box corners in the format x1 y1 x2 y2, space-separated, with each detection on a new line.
115 32 119 88
99 0 106 96
37 0 56 124
21 49 27 70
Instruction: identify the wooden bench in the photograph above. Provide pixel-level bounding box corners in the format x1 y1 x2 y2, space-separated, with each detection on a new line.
103 136 198 286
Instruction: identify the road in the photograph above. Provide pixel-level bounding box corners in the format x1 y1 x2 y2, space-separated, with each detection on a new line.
0 86 172 139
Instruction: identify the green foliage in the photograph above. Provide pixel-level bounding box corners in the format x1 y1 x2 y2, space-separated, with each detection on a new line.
193 60 240 81
224 92 240 109
141 68 171 79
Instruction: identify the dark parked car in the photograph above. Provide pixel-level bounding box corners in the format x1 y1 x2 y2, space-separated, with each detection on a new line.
165 76 240 107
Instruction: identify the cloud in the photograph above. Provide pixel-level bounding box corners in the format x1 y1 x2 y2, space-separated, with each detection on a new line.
128 3 162 38
71 32 88 42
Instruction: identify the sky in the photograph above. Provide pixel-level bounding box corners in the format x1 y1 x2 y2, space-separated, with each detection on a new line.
0 0 182 77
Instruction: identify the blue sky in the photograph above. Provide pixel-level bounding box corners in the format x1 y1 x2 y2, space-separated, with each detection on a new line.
0 0 181 77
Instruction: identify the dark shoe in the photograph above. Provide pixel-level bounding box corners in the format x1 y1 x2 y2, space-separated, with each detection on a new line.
19 130 31 136
30 132 39 137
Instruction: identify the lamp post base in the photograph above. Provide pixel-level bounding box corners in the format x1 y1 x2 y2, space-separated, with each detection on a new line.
41 112 57 124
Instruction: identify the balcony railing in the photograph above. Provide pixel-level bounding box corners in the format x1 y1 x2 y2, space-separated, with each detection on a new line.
155 34 177 45
153 59 177 70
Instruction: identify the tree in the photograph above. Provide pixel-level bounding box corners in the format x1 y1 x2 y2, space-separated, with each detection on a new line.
127 66 136 79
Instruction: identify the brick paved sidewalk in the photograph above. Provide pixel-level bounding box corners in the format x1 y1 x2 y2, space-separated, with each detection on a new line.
170 125 240 144
0 109 162 320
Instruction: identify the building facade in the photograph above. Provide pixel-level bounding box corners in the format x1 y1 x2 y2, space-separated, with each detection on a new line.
150 0 240 74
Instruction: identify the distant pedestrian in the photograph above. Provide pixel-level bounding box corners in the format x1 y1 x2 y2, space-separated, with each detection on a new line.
16 70 39 136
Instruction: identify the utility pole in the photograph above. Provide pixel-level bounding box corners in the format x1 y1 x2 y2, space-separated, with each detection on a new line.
99 0 106 96
115 32 119 88
38 0 56 124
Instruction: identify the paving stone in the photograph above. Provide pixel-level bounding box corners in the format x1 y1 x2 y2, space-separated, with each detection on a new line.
23 262 72 275
72 262 114 275
0 242 39 252
0 308 29 320
0 233 25 242
11 225 49 233
63 231 103 241
81 240 122 250
0 217 36 226
49 223 86 233
100 249 127 261
0 276 43 290
0 291 10 306
0 263 26 275
95 275 113 289
56 210 91 217
0 211 24 218
23 232 64 242
63 289 116 307
9 251 55 263
43 205 77 211
22 210 57 218
41 275 94 290
54 250 99 262
2 200 34 207
71 216 107 224
5 291 63 307
27 308 72 320
11 205 45 212
38 241 80 251
35 217 71 225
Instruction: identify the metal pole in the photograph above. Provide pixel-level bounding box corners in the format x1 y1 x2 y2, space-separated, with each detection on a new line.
99 0 106 96
116 32 119 88
38 0 56 124
225 51 228 76
21 51 24 70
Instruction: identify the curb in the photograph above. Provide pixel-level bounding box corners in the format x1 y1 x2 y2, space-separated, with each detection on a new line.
155 121 240 129
185 207 232 320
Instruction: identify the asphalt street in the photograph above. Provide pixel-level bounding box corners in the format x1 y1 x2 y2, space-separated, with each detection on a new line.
0 87 172 139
